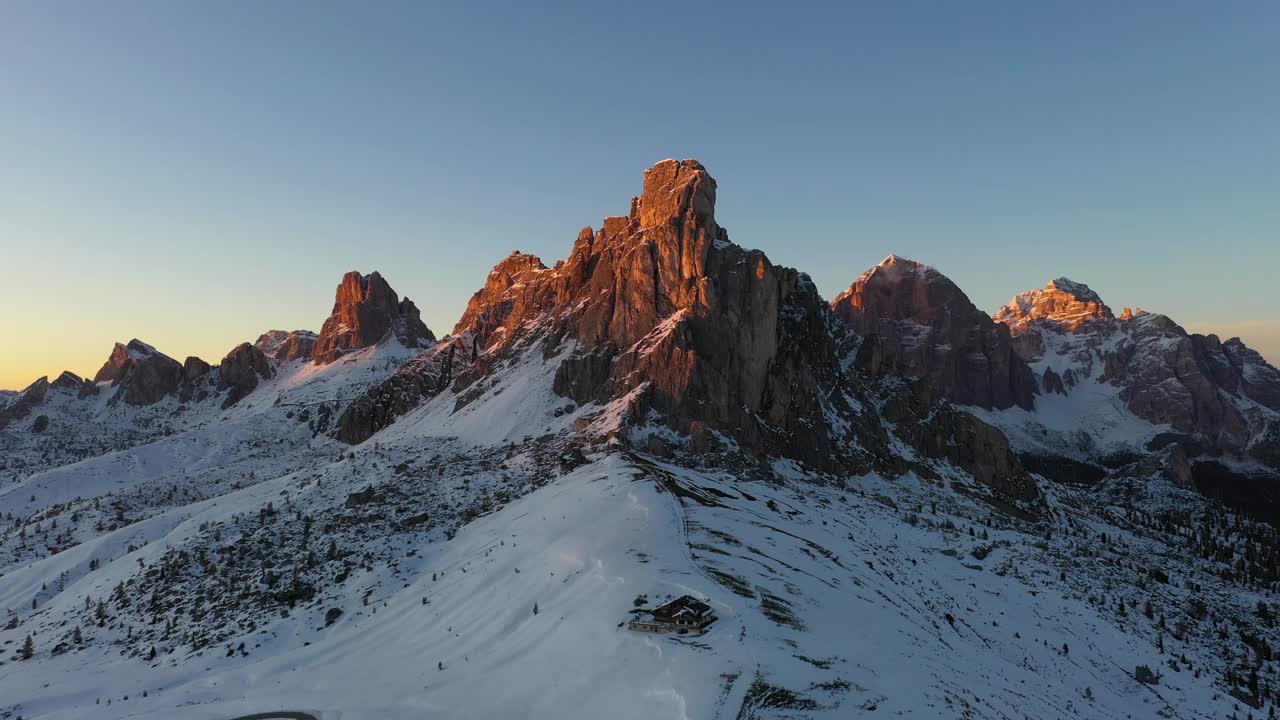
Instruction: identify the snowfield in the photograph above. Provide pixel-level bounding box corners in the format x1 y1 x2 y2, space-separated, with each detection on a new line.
2 344 1277 720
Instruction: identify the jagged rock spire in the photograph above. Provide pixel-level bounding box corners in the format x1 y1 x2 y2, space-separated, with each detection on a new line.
312 271 434 365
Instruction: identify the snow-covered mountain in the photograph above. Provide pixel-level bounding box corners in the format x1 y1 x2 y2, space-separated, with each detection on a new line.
985 278 1280 515
833 256 1280 514
4 160 1280 720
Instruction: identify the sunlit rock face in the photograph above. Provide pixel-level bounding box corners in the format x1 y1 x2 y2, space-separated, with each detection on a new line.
341 160 881 468
993 278 1280 461
831 255 1036 411
311 271 434 365
335 159 1038 503
447 158 870 469
996 278 1114 335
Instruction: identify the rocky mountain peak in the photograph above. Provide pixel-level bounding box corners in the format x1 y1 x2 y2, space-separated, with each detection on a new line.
348 159 878 469
312 271 435 364
218 342 275 408
93 339 161 384
0 376 50 430
831 257 1036 411
636 158 717 232
256 329 318 362
876 254 926 272
995 278 1114 334
88 339 184 406
1046 277 1102 304
451 252 550 340
338 160 1036 499
51 371 84 391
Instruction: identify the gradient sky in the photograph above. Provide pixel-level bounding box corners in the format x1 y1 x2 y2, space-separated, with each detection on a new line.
2 1 1278 390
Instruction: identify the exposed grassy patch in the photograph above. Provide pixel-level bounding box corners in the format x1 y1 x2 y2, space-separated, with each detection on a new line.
736 674 820 719
705 528 744 546
706 567 755 598
691 542 733 557
758 588 805 630
793 654 833 669
811 678 851 693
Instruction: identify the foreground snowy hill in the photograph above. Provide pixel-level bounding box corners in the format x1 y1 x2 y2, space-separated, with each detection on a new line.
4 159 1280 720
5 435 1273 719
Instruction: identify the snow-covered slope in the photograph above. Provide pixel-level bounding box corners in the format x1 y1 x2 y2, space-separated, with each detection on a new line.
3 314 1272 719
5 159 1280 720
5 432 1271 719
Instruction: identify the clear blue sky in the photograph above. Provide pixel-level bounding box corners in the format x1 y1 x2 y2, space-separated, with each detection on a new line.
2 1 1277 388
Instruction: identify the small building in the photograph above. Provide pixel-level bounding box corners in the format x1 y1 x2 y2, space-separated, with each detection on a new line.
627 595 716 634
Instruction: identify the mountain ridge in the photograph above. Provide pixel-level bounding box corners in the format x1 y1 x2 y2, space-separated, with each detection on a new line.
4 158 1280 720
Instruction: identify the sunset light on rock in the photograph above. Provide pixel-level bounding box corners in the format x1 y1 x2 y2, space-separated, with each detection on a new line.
2 5 1279 720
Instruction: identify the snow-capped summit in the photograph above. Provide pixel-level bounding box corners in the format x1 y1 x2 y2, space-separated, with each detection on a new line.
979 275 1280 492
994 277 1114 335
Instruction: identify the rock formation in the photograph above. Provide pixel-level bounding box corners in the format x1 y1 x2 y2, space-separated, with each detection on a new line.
183 356 212 381
336 159 1037 504
312 272 434 364
876 381 1038 502
390 158 875 471
218 342 275 408
831 256 1036 410
93 340 184 406
51 371 83 391
180 356 213 403
995 278 1113 335
256 330 318 362
336 335 477 442
994 279 1280 462
0 377 50 430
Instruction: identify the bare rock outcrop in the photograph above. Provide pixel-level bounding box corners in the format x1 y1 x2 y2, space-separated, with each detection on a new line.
335 335 477 442
256 330 318 362
183 356 212 381
0 377 50 430
93 340 183 406
180 356 213 403
879 382 1038 502
218 342 275 408
312 272 434 364
51 371 84 391
831 256 1036 411
995 278 1113 335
